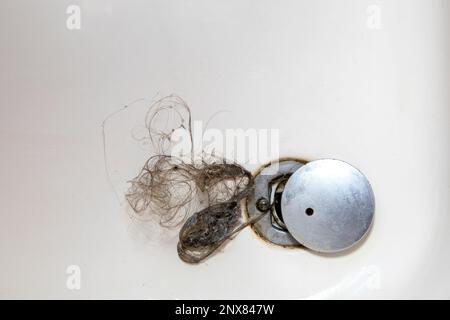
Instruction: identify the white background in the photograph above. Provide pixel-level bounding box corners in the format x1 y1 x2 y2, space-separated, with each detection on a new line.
0 0 449 298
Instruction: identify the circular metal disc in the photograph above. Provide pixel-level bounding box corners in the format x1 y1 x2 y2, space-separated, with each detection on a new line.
281 159 375 253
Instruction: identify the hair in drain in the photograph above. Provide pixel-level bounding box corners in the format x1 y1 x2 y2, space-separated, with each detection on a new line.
125 95 267 263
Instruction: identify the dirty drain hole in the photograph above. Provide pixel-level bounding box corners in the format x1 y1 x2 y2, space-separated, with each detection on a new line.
305 208 314 216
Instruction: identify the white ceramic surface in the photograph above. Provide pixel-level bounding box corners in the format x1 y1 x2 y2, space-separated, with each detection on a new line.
0 0 449 299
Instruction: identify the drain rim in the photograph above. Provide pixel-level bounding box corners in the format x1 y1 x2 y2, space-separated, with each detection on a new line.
246 158 307 247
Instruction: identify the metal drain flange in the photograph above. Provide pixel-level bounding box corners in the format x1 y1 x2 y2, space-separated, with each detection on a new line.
246 159 306 247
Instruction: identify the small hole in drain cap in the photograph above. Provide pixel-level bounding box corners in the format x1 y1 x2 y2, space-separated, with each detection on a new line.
305 208 314 216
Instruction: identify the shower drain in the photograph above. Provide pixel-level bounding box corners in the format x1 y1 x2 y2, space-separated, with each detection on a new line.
246 158 375 253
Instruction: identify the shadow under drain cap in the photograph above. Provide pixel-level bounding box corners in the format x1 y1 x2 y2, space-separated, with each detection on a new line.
281 159 375 253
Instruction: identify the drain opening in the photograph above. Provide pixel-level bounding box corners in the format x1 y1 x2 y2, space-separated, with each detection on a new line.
305 207 314 216
269 176 290 231
246 158 306 247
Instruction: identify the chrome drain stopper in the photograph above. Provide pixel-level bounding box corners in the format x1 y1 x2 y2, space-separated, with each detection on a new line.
281 159 375 253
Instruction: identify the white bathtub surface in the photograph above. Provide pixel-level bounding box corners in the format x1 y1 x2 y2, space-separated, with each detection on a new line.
0 0 449 299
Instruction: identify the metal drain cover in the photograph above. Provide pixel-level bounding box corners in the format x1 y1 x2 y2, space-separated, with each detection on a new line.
281 159 375 253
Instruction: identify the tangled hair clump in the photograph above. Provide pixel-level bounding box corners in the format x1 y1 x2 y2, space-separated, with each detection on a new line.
124 95 264 263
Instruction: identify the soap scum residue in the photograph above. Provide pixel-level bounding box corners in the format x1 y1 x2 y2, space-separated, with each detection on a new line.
103 95 268 263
